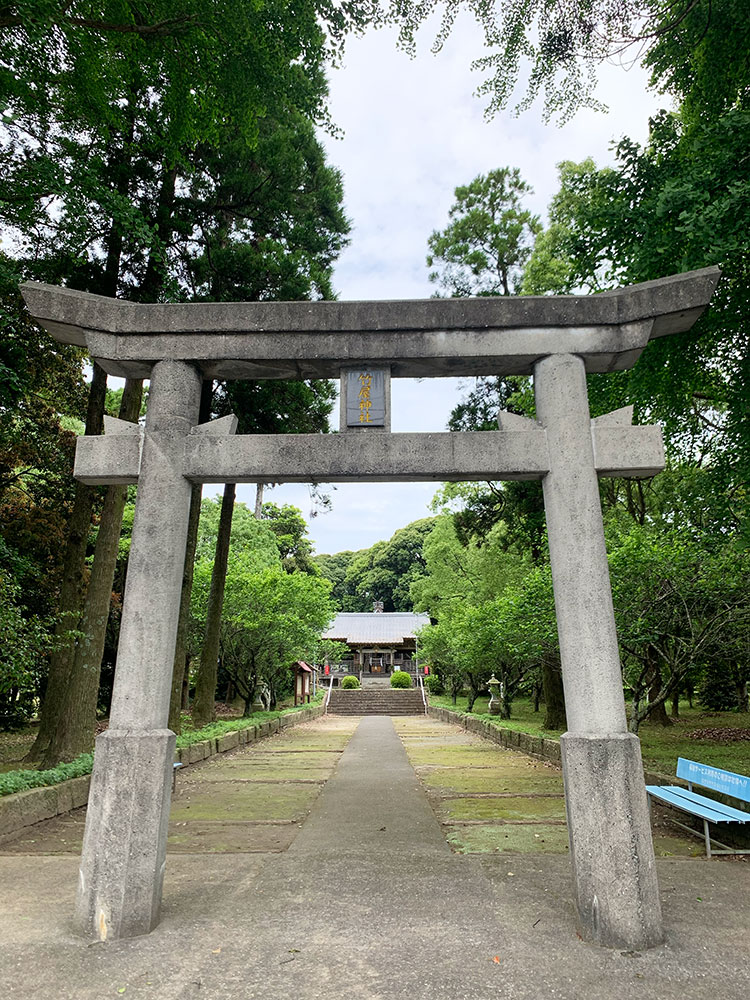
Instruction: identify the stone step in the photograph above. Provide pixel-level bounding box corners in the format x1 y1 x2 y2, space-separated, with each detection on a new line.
329 710 424 716
329 700 424 707
328 689 425 716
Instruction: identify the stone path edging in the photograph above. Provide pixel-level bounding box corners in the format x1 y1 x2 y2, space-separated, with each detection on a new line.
426 704 674 787
0 705 323 842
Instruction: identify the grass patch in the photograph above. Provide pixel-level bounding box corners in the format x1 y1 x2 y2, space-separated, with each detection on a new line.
0 700 321 797
429 695 750 776
429 695 565 738
0 753 93 798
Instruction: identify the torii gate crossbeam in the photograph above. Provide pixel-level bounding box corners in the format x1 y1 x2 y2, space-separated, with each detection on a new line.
21 266 720 952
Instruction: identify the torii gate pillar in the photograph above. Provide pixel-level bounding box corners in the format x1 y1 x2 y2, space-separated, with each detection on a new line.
75 360 202 940
535 354 662 948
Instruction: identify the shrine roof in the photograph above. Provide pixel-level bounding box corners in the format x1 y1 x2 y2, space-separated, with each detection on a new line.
322 612 431 645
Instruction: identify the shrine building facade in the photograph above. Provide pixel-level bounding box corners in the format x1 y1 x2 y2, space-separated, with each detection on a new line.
321 609 430 682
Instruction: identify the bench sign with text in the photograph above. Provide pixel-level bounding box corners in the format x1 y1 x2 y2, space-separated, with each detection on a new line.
346 369 386 427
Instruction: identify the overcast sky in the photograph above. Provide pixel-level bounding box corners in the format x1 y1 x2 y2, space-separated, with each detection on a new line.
225 14 666 557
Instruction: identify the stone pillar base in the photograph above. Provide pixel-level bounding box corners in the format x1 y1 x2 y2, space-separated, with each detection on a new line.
75 729 175 941
561 732 664 950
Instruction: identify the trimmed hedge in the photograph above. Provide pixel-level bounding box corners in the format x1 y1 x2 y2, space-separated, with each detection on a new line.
341 675 361 689
390 670 412 689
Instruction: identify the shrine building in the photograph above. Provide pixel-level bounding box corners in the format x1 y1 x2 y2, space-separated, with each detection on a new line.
321 607 430 682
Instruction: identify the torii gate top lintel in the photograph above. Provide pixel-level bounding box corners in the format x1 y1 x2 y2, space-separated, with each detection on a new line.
21 266 720 380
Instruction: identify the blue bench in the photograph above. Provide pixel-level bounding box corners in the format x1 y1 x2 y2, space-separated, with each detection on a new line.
646 757 750 857
172 761 183 792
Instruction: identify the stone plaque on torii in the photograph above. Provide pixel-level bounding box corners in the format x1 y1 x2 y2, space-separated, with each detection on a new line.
22 266 720 950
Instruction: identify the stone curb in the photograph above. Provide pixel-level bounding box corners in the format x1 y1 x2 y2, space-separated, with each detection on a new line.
426 705 674 786
174 705 323 765
0 774 91 844
0 704 324 843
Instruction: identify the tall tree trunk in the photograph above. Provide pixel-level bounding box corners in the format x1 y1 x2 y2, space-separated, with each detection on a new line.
181 657 190 710
542 656 567 730
139 165 178 303
167 481 203 731
25 363 107 760
168 379 213 731
30 137 175 759
647 654 672 727
501 690 512 719
191 482 236 727
41 379 143 767
671 684 680 717
254 482 264 518
737 679 749 714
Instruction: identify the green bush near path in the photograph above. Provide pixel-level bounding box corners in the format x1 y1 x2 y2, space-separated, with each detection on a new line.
390 670 412 688
424 673 444 695
341 676 360 689
429 695 750 778
0 698 323 798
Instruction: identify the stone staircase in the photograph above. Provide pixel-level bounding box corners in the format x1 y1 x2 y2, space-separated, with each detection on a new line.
327 688 426 716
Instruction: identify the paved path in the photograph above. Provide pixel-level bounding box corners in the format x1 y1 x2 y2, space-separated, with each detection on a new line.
0 715 748 1000
291 714 450 854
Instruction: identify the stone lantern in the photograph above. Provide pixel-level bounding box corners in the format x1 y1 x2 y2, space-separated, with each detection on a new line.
487 674 501 715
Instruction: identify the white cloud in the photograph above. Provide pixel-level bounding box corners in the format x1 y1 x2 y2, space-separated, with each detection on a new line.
218 16 667 556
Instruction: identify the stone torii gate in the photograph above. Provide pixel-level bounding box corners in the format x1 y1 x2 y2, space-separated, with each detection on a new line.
22 266 719 950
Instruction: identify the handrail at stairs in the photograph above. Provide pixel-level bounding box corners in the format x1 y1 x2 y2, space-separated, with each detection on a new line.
324 674 334 714
417 674 427 715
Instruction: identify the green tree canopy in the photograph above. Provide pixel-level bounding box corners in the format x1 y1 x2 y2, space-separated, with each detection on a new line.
260 502 319 576
340 518 436 612
427 168 540 297
215 567 335 713
193 498 281 569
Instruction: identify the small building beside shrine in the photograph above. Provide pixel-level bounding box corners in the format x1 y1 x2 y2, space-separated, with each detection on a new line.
321 606 430 683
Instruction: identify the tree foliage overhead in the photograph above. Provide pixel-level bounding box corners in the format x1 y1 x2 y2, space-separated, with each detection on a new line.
4 3 730 125
0 0 355 747
390 1 735 121
523 121 749 494
417 0 750 725
0 0 354 302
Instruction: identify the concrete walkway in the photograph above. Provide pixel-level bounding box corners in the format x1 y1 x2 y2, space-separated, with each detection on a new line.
0 715 748 999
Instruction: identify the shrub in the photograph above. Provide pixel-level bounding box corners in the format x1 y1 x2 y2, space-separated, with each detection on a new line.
424 673 444 695
698 663 738 712
390 670 412 689
341 675 360 689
